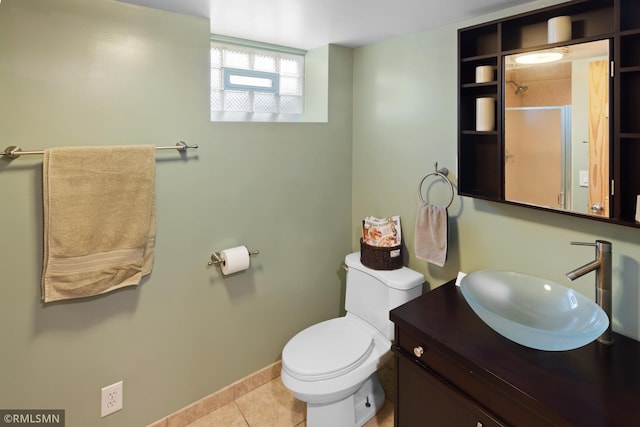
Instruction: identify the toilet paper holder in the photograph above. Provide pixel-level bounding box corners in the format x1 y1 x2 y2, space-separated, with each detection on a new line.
208 248 260 266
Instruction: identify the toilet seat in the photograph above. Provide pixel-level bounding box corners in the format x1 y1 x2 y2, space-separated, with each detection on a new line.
282 318 374 381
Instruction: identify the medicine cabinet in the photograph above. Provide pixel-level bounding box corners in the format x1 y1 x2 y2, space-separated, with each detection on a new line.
458 0 640 227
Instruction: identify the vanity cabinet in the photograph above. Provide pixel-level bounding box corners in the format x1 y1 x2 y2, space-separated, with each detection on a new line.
458 0 640 225
390 281 640 426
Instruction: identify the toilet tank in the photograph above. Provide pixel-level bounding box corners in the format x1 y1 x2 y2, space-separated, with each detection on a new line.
344 252 424 340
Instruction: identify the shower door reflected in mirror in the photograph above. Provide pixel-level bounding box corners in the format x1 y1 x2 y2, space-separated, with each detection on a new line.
503 40 610 217
505 106 570 210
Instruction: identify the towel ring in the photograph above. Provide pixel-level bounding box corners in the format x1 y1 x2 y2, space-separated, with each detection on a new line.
418 162 455 208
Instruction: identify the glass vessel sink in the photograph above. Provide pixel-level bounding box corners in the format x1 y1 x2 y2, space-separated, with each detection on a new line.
460 270 609 351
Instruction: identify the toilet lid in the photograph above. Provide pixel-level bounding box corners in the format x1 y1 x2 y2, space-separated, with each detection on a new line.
282 318 374 381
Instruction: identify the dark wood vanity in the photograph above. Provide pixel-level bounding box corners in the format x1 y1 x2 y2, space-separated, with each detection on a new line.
390 281 640 426
458 0 640 227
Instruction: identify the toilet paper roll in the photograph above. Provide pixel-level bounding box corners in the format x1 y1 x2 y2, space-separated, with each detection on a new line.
548 16 572 43
475 65 493 83
476 97 495 131
220 245 251 275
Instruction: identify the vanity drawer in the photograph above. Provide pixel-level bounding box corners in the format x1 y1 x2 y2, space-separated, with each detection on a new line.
396 351 505 427
394 329 565 426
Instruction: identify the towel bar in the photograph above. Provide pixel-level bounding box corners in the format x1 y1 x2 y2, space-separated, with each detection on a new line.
2 141 198 159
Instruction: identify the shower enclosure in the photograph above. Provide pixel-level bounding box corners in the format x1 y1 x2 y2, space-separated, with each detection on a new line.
504 106 572 210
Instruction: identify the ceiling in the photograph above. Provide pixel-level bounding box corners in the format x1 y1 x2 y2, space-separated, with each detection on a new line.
117 0 540 50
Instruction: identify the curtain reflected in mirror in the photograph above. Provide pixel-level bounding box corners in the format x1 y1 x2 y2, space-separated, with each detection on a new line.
504 40 610 217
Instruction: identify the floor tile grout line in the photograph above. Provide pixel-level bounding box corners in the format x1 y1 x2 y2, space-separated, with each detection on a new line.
232 400 251 427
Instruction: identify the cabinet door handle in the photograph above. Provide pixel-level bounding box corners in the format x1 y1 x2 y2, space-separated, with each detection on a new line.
413 346 424 358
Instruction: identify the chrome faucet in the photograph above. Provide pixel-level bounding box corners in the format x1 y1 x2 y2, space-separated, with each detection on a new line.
565 240 613 345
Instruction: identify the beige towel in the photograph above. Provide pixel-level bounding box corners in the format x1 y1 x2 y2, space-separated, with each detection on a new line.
42 145 156 302
415 201 448 267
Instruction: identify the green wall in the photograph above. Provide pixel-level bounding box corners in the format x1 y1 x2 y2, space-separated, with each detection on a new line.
352 2 640 344
2 0 640 426
0 1 352 426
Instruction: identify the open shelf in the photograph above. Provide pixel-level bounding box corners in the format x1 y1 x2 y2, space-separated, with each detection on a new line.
460 62 498 86
620 0 640 32
459 23 498 59
620 72 640 134
617 139 640 222
620 32 640 68
458 134 501 200
500 0 614 51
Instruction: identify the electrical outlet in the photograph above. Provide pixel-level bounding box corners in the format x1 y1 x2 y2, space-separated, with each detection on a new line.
101 381 123 417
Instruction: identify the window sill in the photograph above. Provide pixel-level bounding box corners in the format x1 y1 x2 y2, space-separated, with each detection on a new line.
210 111 327 123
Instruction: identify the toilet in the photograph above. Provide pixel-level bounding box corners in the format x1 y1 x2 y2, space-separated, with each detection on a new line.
281 252 424 427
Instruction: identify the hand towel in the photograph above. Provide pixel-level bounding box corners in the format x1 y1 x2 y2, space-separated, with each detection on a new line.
414 201 448 267
42 145 156 302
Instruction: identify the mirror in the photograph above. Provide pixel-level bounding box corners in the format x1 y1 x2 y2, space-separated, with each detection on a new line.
503 40 610 217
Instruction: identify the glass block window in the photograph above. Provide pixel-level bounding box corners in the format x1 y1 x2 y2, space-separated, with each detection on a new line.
211 37 305 116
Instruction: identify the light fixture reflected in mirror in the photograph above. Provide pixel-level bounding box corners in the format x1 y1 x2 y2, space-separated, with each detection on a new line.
515 48 567 64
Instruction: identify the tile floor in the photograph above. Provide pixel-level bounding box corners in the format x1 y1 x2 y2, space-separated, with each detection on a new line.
185 367 395 427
